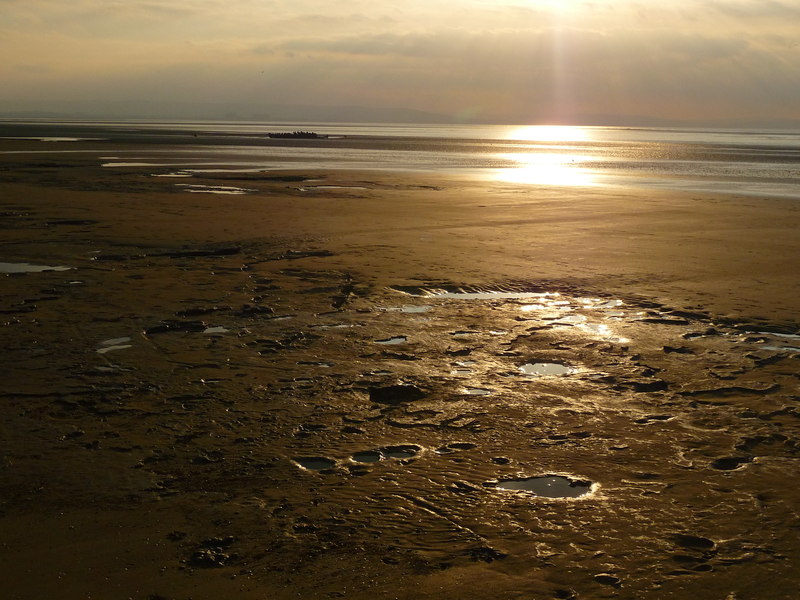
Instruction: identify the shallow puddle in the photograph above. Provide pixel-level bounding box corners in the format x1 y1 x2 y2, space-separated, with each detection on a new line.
392 285 563 300
751 331 800 353
375 336 408 345
177 184 256 195
312 323 354 330
96 337 132 354
464 387 493 396
352 450 383 463
0 262 72 273
452 330 480 338
553 314 586 324
519 363 573 376
440 291 559 300
152 172 193 178
102 162 169 167
203 326 229 335
4 137 105 142
494 475 593 498
297 361 333 368
381 445 421 459
298 185 369 191
294 457 336 471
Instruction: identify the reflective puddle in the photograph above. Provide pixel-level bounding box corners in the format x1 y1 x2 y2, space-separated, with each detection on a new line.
452 330 480 338
375 336 408 345
103 162 170 167
312 323 354 330
435 291 558 300
519 363 574 376
203 326 229 335
298 185 369 191
3 137 105 142
0 262 72 273
96 337 132 354
381 444 421 459
750 331 800 353
152 172 193 178
297 361 333 368
464 387 493 396
177 184 257 195
494 475 593 498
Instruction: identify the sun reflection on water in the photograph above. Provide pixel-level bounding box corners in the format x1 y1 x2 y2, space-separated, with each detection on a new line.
496 152 597 186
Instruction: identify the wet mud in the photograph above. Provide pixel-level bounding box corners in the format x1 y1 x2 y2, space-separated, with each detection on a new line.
2 244 799 599
1 147 799 599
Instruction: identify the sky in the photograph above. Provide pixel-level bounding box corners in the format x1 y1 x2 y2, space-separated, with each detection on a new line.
1 0 799 125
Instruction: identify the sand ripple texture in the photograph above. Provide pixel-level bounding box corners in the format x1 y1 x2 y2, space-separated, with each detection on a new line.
2 238 799 600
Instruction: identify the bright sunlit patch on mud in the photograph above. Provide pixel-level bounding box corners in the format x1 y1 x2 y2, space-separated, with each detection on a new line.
496 152 596 186
579 323 630 343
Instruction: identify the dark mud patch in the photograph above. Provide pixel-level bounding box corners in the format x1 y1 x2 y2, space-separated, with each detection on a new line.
369 384 427 405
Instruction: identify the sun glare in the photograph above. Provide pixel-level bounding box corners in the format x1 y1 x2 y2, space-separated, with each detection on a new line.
506 126 591 143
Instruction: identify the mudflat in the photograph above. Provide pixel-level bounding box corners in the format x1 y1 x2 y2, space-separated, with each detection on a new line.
1 139 799 599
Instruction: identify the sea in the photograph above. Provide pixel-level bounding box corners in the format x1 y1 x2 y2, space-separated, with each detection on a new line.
2 120 800 198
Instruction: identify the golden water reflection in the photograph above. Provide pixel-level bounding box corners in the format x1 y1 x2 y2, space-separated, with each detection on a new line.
505 125 591 143
496 152 597 186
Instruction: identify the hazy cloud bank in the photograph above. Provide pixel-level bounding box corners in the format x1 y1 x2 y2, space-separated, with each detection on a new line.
1 0 798 124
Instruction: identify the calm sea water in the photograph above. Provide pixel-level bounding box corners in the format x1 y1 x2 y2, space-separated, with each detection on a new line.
4 121 800 198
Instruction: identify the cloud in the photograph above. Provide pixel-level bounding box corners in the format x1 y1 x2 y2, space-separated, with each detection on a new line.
1 0 798 124
707 0 800 19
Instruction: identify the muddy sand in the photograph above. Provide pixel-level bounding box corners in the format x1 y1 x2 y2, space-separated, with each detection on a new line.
1 141 799 599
